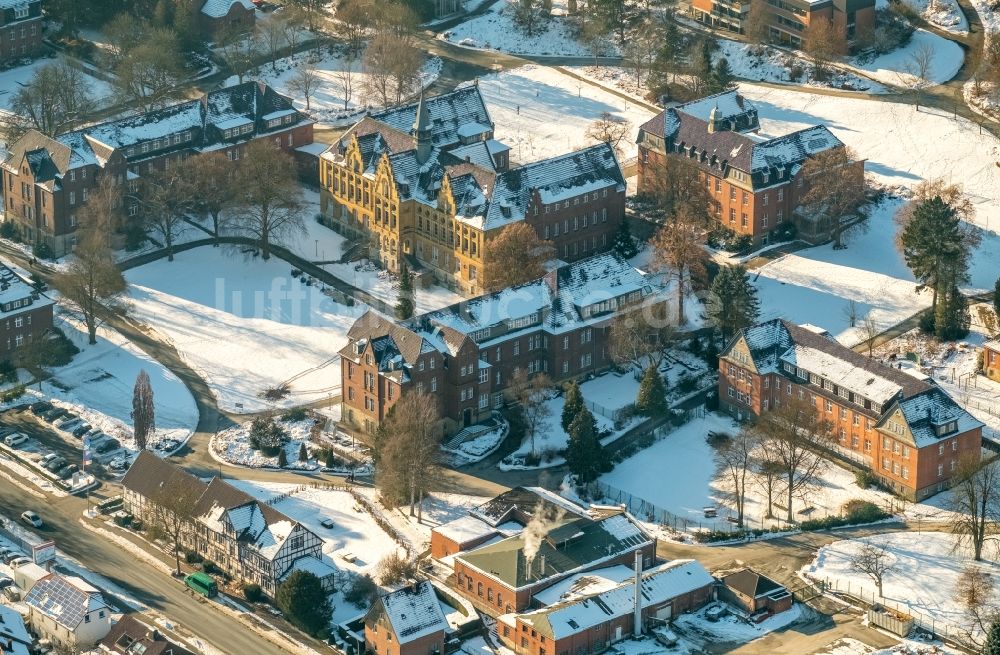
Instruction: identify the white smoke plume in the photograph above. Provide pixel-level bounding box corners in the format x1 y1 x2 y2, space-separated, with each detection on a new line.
522 503 564 574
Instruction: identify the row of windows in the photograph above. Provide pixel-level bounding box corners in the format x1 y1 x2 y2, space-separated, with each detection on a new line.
542 209 608 238
539 188 609 213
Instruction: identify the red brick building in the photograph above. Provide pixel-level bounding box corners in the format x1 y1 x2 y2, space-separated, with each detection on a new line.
719 319 983 500
0 263 53 361
338 253 670 438
1 81 313 256
0 0 43 65
983 340 1000 383
365 581 448 655
502 559 714 655
690 0 875 53
636 90 864 247
199 0 256 37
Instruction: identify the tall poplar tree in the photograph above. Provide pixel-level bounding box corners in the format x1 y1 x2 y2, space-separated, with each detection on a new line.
131 370 155 451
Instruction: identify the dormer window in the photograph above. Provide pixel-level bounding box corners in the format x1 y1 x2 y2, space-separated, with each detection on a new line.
762 171 770 184
14 4 29 19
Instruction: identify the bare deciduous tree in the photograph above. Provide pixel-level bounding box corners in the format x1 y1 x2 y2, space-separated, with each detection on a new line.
948 455 1000 561
607 312 674 370
150 480 203 576
955 565 996 638
482 223 555 293
287 64 321 111
184 152 239 241
334 57 357 111
3 59 93 141
111 28 185 112
218 31 261 85
804 18 837 79
754 397 835 522
861 311 881 358
714 428 757 526
362 35 424 107
375 392 442 519
851 540 896 599
143 166 196 261
585 112 632 157
650 212 707 325
234 140 305 260
797 146 866 249
506 369 553 456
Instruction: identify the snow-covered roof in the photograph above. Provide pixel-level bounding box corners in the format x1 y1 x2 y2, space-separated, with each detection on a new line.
531 565 636 606
675 90 756 124
24 574 108 630
201 0 254 17
750 125 843 172
369 86 493 151
0 0 36 11
433 515 499 546
519 560 714 639
0 605 31 653
888 388 985 448
0 264 54 316
282 555 338 581
780 344 903 406
375 581 448 644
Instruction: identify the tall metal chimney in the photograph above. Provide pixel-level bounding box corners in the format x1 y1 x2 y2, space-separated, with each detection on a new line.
633 551 643 637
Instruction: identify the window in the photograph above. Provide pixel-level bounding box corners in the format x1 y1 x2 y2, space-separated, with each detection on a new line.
69 191 75 206
431 377 437 392
938 464 944 477
15 4 29 19
777 188 784 202
825 400 833 412
479 368 488 384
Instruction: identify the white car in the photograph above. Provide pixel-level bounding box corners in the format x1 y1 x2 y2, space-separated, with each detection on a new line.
3 433 27 448
9 557 31 568
20 511 42 528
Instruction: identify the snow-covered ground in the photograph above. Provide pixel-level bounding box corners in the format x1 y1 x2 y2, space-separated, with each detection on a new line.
819 636 964 654
715 41 889 93
850 29 963 87
894 0 969 33
323 260 466 315
672 603 806 652
476 65 655 163
736 83 1000 344
227 480 403 575
125 247 364 413
0 58 113 113
441 0 618 57
599 412 906 533
40 312 198 449
802 532 998 644
225 50 442 128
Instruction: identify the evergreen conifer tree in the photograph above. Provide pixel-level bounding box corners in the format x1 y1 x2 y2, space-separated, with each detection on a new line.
612 220 638 259
299 442 308 461
934 283 970 340
993 278 1000 319
635 364 668 416
395 262 415 320
562 381 584 432
986 617 1000 655
710 58 734 93
277 448 288 467
565 407 606 483
706 265 760 341
900 197 969 314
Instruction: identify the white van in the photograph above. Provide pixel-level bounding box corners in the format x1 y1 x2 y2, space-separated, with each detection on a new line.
3 433 27 447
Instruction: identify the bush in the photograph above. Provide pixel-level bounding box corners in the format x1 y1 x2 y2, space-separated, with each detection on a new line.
376 552 417 586
32 241 54 260
0 360 15 384
277 448 288 467
32 327 79 367
343 573 379 608
773 222 797 243
918 311 935 334
282 407 307 422
243 582 264 603
707 226 754 255
298 442 308 461
787 64 804 82
0 221 20 242
185 551 204 564
276 571 331 636
249 416 288 455
800 500 889 531
0 384 25 403
855 470 876 489
202 560 219 575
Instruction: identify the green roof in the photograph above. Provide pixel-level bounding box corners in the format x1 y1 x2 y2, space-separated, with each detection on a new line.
456 513 650 590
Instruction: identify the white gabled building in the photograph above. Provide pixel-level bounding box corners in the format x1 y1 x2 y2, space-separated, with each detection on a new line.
24 574 112 650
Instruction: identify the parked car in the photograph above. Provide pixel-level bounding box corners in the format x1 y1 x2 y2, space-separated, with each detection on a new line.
42 408 67 422
320 518 335 529
1 551 24 564
0 576 14 589
108 456 132 472
71 423 92 438
58 419 83 434
29 401 52 416
45 457 67 472
2 586 19 601
20 511 42 528
37 453 57 465
57 465 78 479
156 438 180 452
83 429 105 442
95 439 120 454
9 557 31 568
53 414 78 429
4 433 27 448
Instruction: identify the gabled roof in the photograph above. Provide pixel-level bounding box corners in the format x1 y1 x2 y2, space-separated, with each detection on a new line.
721 568 784 599
1 131 72 180
121 450 207 504
519 560 714 639
0 605 31 652
984 339 1000 353
24 574 107 630
201 0 254 17
883 387 985 448
456 512 651 590
368 581 448 644
369 86 493 151
343 310 432 366
193 478 299 560
100 615 195 655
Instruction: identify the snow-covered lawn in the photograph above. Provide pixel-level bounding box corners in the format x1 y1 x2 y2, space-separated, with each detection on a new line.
477 65 655 163
125 247 364 413
818 636 964 654
599 413 903 532
322 260 467 315
850 29 963 86
895 0 969 33
735 83 1000 344
0 58 113 113
226 480 403 575
715 41 888 93
442 1 618 57
224 50 442 128
40 312 198 450
802 532 999 643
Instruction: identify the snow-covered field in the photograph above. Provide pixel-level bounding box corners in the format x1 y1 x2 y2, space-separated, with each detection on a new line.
477 65 655 163
716 41 888 93
442 0 618 57
819 636 964 654
41 313 198 448
323 260 466 315
125 247 364 413
851 29 963 87
0 58 113 113
803 532 998 643
736 83 1000 343
225 50 442 128
227 480 403 575
600 413 903 532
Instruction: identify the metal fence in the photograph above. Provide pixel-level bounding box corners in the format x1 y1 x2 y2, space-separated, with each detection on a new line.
813 575 979 651
585 399 633 422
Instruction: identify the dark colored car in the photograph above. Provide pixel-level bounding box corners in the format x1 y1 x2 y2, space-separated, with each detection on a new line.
2 551 24 564
57 464 78 479
29 401 52 416
71 423 92 438
45 457 67 472
0 576 13 589
42 408 67 422
95 438 120 454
